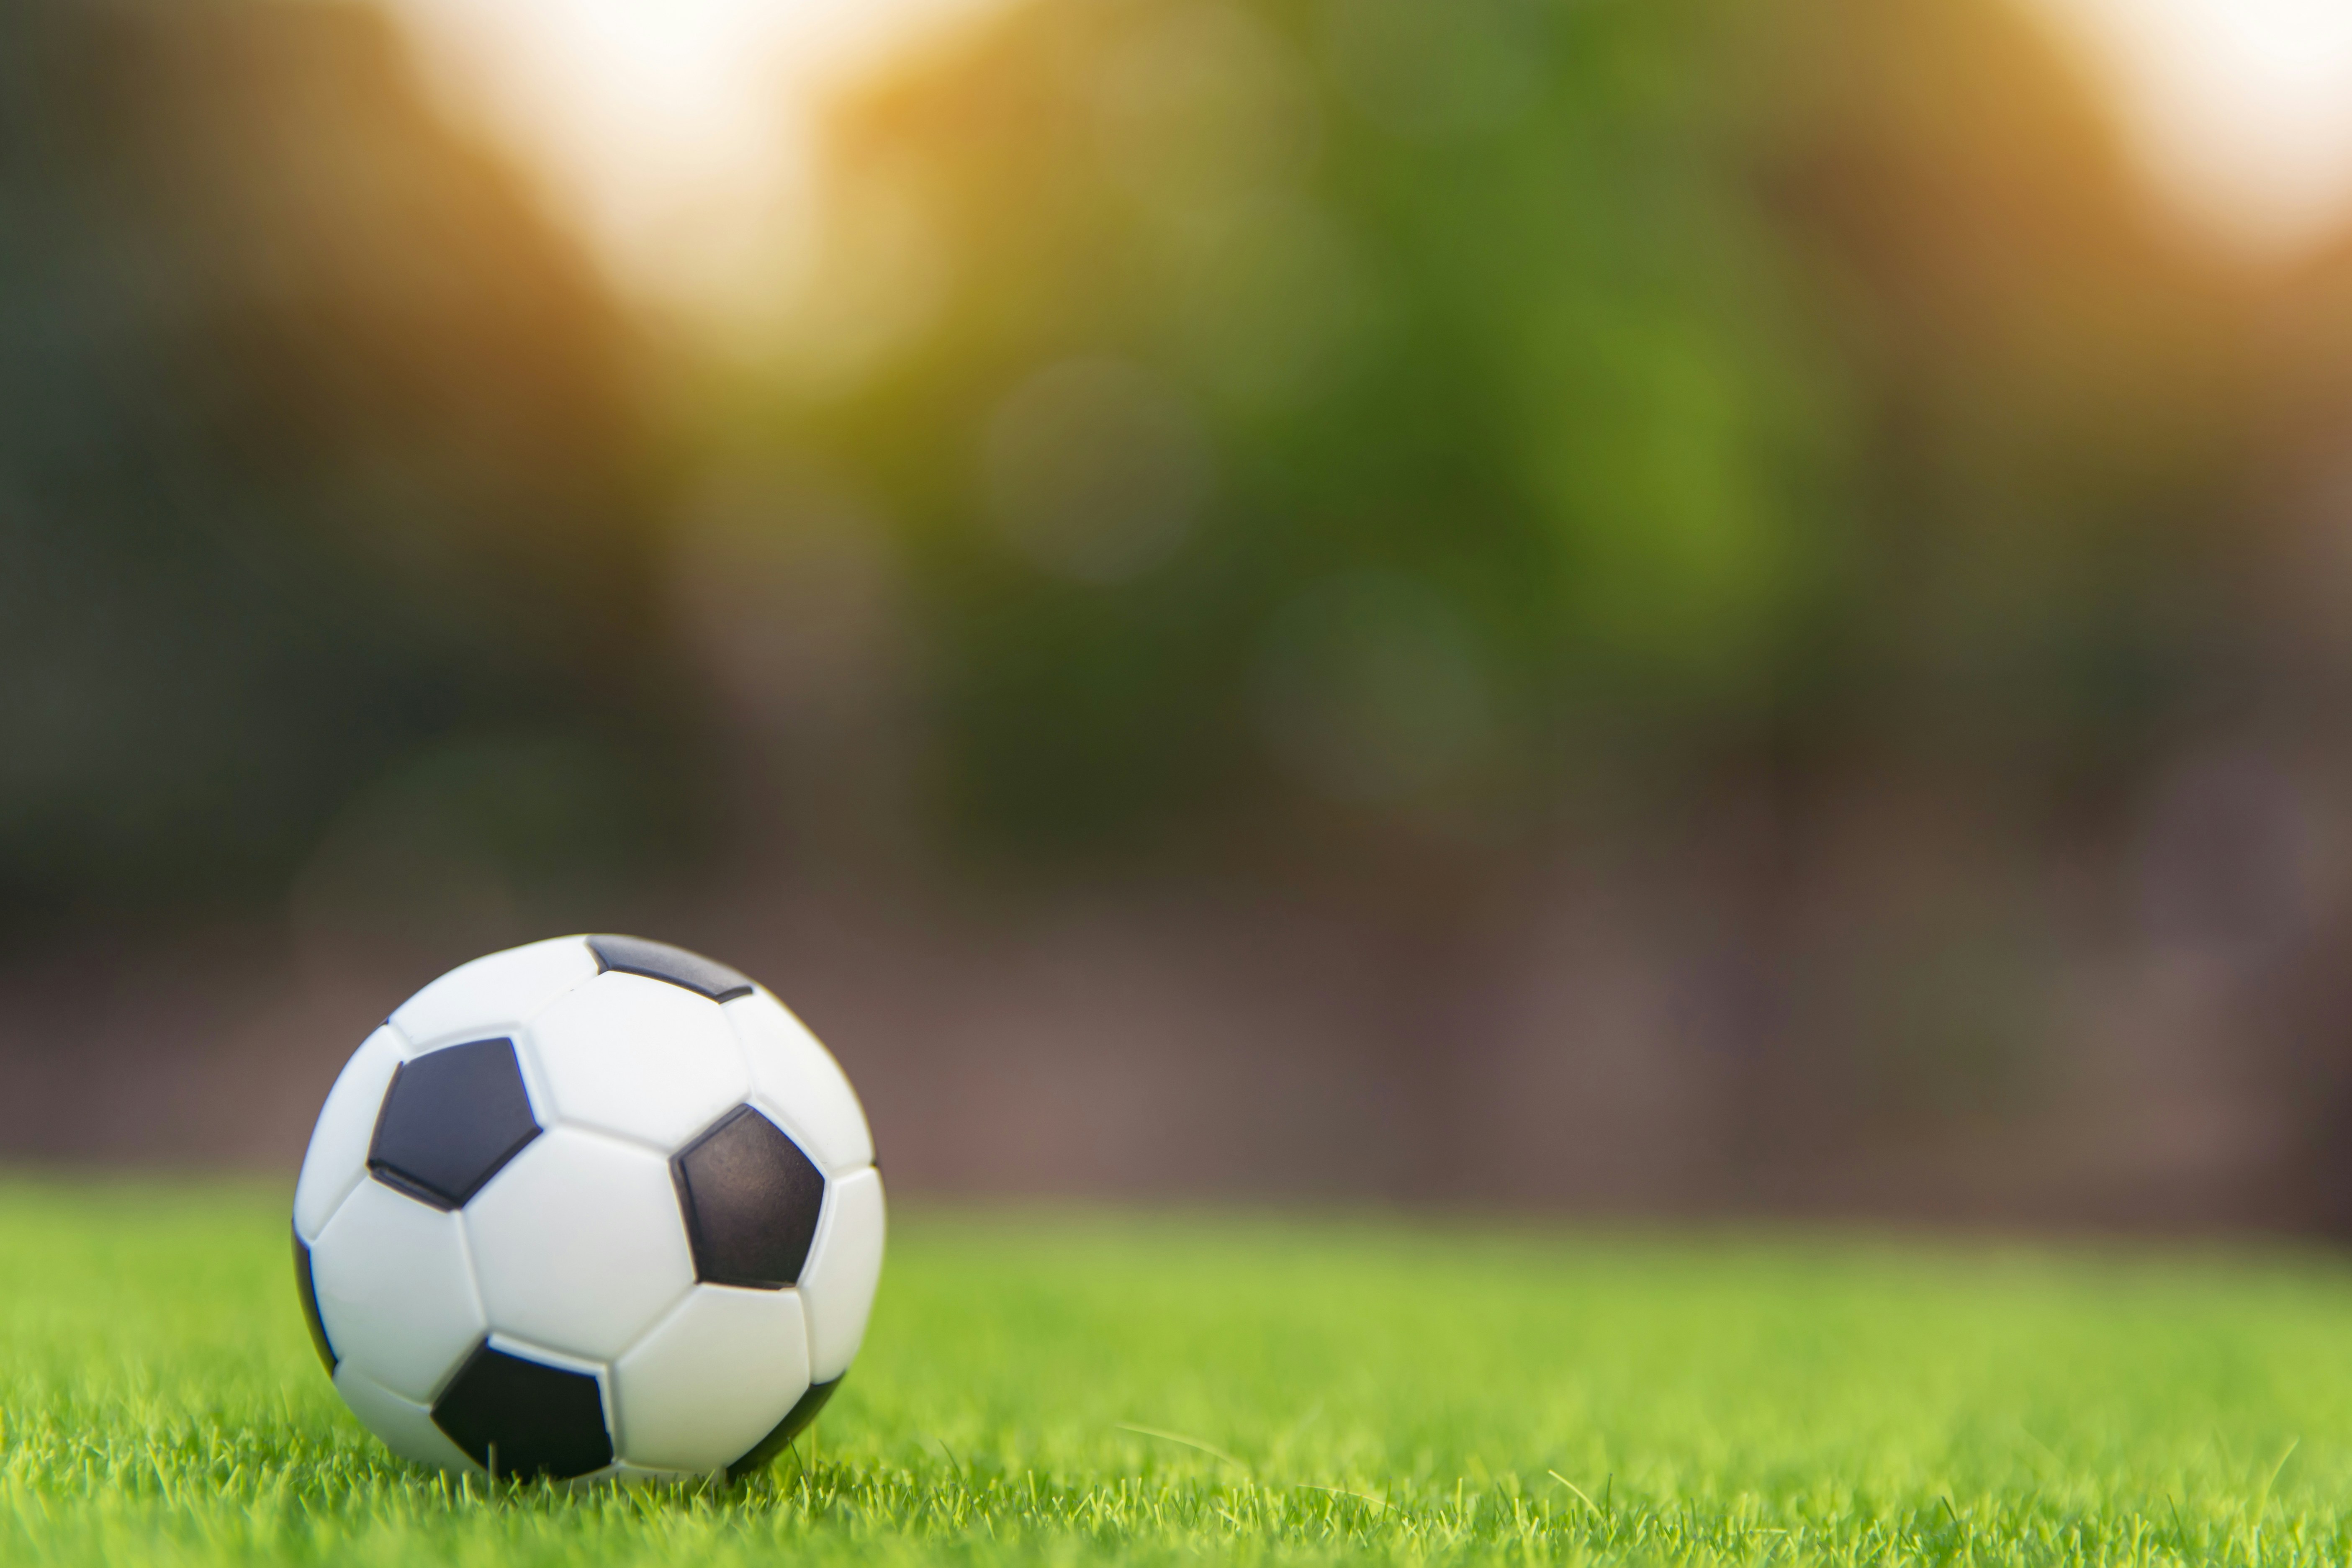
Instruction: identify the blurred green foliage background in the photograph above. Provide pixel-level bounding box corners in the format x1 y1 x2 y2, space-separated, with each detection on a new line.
4 0 2348 1220
1 0 2275 888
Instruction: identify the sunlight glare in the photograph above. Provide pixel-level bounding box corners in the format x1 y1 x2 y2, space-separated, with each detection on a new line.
377 0 995 330
2038 0 2352 254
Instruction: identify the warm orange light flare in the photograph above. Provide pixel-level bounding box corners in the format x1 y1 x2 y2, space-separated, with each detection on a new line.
375 0 997 324
2039 0 2352 252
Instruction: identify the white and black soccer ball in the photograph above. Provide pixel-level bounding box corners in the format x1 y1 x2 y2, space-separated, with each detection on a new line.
290 935 883 1484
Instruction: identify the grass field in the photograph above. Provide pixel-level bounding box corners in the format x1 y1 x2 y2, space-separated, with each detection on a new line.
6 1185 2352 1565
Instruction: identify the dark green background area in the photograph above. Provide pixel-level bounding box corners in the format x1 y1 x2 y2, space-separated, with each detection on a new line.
0 0 679 925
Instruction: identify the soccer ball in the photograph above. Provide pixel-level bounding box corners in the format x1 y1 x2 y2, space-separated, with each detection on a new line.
290 934 883 1483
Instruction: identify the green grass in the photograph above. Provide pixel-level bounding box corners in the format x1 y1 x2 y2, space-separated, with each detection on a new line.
6 1183 2352 1564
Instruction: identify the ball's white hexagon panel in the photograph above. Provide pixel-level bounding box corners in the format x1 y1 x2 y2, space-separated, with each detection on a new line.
310 1179 486 1404
334 1363 480 1474
293 1024 411 1244
611 1285 812 1474
464 1126 695 1361
524 973 748 1151
726 992 874 1176
390 936 599 1054
799 1167 886 1382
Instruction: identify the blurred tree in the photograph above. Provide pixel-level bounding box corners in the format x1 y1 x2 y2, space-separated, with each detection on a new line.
777 0 1853 859
762 0 2255 869
0 0 683 931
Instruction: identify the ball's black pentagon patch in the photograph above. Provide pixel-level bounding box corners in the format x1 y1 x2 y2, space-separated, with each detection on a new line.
368 1038 540 1210
727 1377 841 1481
671 1105 825 1288
588 934 756 1002
293 1226 336 1373
431 1342 613 1481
